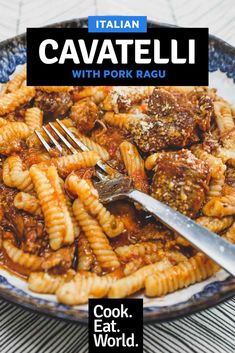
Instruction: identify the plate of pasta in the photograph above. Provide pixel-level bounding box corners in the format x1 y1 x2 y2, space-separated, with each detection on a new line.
0 19 235 324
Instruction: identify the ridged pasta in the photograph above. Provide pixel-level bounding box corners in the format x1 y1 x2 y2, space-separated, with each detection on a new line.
30 165 78 250
56 272 115 305
120 141 149 193
52 151 100 177
0 86 35 115
108 259 172 298
25 107 43 133
223 222 235 244
0 122 30 154
36 86 72 92
0 117 8 127
75 86 111 103
69 127 110 161
68 175 124 237
214 101 235 149
27 118 75 147
115 242 163 261
3 155 34 192
73 198 120 271
145 253 219 297
103 112 138 129
28 270 75 294
3 240 43 270
14 192 42 216
192 146 226 199
77 233 95 271
196 216 233 233
6 66 26 92
203 193 235 217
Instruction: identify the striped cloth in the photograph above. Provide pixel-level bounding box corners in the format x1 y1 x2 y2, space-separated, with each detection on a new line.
1 297 235 353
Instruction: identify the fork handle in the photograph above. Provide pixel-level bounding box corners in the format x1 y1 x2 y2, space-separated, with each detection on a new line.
128 189 235 276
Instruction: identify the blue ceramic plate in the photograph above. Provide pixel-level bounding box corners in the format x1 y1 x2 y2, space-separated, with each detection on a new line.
0 19 235 324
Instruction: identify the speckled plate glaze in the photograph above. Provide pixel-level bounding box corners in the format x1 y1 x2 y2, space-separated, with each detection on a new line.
0 19 235 324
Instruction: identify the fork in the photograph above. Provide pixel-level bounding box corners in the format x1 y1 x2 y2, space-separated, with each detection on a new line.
35 120 235 276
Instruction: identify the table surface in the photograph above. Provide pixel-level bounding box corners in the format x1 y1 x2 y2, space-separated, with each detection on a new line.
0 1 235 352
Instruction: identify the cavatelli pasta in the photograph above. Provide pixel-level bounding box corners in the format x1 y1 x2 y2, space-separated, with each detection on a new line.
0 122 30 154
3 240 43 270
108 259 172 298
0 86 35 115
14 192 42 216
36 86 72 92
74 86 111 103
203 192 235 217
214 101 235 149
27 118 75 147
196 216 233 233
223 222 235 244
103 112 138 130
0 117 8 127
120 140 149 193
6 66 26 92
52 151 100 177
69 127 110 161
25 107 43 133
68 175 124 237
56 272 115 305
115 242 163 261
77 233 95 271
30 165 78 250
145 253 219 297
73 198 120 271
28 270 75 294
3 155 34 192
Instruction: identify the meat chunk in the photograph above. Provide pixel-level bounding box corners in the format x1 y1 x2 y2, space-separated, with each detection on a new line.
129 88 213 153
150 150 210 218
42 246 75 272
34 90 72 119
70 99 98 134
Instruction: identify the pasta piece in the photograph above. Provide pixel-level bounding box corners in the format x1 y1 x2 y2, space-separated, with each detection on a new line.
196 216 233 233
3 155 34 192
192 146 226 199
27 118 74 147
74 86 111 103
203 192 235 217
145 153 159 170
56 272 115 305
0 86 35 115
69 127 110 161
145 253 219 297
120 141 149 193
25 107 43 133
103 112 138 130
124 258 143 276
28 270 75 294
36 86 72 92
0 122 30 154
52 151 100 177
3 240 43 270
214 101 235 149
223 222 235 244
108 259 172 298
0 117 8 127
115 242 163 261
14 192 42 216
73 198 120 270
30 165 78 250
77 233 95 271
68 175 124 237
6 66 26 92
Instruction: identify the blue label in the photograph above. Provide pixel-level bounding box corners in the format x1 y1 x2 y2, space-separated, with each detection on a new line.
88 16 147 32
